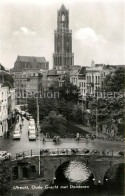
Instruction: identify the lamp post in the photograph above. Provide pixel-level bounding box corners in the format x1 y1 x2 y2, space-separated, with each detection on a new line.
37 97 40 136
36 96 40 176
82 96 83 122
95 106 98 138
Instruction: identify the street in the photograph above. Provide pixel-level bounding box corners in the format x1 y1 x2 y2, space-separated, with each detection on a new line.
0 117 123 155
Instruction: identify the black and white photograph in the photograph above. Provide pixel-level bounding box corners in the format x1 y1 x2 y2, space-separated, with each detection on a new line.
0 0 124 195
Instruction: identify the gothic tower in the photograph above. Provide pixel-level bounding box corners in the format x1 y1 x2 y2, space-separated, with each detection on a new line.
53 4 74 70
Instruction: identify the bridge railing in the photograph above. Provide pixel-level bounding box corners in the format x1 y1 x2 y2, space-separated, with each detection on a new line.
9 148 124 162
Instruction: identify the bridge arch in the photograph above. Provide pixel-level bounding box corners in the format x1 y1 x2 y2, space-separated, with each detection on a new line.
53 159 95 186
103 162 124 185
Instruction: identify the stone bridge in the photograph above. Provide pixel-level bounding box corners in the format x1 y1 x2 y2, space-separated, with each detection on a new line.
11 150 124 185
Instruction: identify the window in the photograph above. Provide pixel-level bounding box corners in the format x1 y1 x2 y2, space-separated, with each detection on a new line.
92 75 94 83
31 165 36 173
96 76 97 83
62 14 65 21
98 76 100 84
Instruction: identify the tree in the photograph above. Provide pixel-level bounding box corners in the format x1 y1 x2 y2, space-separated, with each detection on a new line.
27 74 80 123
27 97 58 123
0 63 5 71
49 74 80 103
89 67 124 137
70 104 84 123
0 162 12 195
41 111 67 137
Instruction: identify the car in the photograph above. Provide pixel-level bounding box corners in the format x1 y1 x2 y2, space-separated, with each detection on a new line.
28 126 36 135
21 111 26 116
91 149 101 155
13 131 21 139
27 115 33 120
29 130 36 135
71 148 79 154
29 119 35 124
14 130 21 134
29 133 36 140
82 148 90 154
29 120 35 126
0 151 11 161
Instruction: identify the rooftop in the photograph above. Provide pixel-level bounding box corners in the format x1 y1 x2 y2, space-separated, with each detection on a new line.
16 56 46 63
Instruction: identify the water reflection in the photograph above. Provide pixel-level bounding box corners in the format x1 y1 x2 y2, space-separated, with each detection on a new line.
55 160 94 187
65 161 93 184
41 162 124 196
104 163 124 190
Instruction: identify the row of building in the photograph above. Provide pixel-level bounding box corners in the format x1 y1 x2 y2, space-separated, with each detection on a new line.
0 84 16 136
10 5 117 106
0 4 123 137
10 55 116 106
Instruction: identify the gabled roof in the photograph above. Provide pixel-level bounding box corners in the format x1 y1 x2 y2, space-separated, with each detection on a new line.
35 57 46 63
79 67 86 75
16 56 46 63
47 69 58 76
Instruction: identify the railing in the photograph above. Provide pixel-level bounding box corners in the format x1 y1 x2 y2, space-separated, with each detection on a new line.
9 148 124 162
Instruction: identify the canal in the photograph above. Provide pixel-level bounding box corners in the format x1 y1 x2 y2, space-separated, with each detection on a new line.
41 161 124 196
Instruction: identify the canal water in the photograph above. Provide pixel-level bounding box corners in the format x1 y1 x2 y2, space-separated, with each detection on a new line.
41 161 124 196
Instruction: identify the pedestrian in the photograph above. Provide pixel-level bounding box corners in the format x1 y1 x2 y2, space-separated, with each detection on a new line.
20 124 22 130
43 137 46 144
102 149 106 156
106 149 109 156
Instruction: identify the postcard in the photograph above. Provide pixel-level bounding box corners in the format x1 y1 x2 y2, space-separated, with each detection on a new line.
0 0 124 196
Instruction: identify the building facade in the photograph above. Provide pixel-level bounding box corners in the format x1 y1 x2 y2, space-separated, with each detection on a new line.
11 56 49 104
0 84 8 136
70 61 116 110
8 88 16 134
41 69 67 91
53 4 74 70
15 71 43 105
11 56 49 73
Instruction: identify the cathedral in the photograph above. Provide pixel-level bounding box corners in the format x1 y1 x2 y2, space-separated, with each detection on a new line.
53 4 74 70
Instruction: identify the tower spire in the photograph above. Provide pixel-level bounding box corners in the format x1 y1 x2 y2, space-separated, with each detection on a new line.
60 4 66 10
53 5 74 70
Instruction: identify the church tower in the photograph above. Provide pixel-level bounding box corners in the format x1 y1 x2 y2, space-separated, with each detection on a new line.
53 4 74 70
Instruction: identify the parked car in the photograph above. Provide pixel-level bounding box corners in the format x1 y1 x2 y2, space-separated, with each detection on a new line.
82 148 90 154
21 111 26 116
28 126 36 135
13 131 21 139
91 149 101 155
0 151 11 161
14 130 21 134
29 133 36 140
29 119 35 124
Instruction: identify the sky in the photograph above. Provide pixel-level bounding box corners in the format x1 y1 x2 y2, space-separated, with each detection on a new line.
0 0 124 69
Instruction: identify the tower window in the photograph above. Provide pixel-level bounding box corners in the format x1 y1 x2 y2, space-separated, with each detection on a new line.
62 14 65 21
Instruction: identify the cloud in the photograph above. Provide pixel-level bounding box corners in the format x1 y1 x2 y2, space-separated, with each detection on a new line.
73 27 106 45
13 26 36 36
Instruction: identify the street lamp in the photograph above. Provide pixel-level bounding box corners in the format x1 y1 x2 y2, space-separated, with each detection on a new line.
36 97 40 136
96 106 98 138
36 96 40 176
